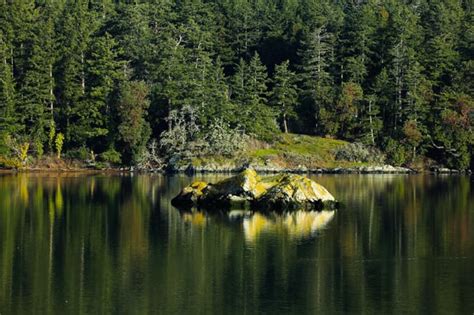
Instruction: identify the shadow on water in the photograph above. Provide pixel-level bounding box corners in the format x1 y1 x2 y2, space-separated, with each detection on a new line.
0 173 473 314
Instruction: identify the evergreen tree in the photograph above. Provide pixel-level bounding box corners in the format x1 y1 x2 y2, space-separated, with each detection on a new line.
0 0 470 168
55 2 94 144
271 60 298 133
231 53 277 138
115 80 151 164
0 35 18 149
18 4 56 146
299 26 335 134
76 33 123 148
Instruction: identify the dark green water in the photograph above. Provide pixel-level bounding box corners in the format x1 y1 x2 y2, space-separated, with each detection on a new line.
0 173 473 314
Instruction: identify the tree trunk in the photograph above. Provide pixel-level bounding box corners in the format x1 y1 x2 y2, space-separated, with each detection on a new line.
283 113 288 133
81 52 85 94
49 63 54 117
368 99 375 146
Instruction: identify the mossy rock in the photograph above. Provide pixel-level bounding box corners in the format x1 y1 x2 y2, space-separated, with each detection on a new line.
172 168 337 211
172 181 209 207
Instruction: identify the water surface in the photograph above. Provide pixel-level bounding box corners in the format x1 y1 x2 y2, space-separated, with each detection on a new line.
0 173 473 314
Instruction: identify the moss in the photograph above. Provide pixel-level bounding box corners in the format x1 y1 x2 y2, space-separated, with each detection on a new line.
190 181 208 196
186 133 377 169
173 169 337 211
247 134 357 168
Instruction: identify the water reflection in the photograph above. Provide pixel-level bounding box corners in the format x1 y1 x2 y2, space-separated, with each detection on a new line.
179 209 335 242
0 173 473 314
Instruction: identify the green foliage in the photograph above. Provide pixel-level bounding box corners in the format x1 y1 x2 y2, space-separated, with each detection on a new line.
48 120 56 152
0 0 471 168
55 133 64 159
231 53 278 140
116 80 151 164
385 139 407 167
271 60 298 133
64 146 89 161
100 148 122 165
432 93 473 169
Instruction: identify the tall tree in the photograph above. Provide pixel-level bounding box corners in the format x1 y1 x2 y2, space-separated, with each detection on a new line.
0 34 18 148
299 26 335 134
271 60 298 133
75 32 123 148
55 2 94 144
115 80 151 164
231 53 277 138
18 3 57 146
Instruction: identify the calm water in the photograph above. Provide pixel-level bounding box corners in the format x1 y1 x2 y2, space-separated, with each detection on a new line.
0 173 473 314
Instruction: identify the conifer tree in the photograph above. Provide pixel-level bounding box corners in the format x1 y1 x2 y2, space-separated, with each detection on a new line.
18 4 56 146
271 60 298 133
0 35 18 148
299 26 335 134
75 33 123 147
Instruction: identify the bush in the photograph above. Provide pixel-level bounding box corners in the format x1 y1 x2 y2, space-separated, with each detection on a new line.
204 119 249 156
64 146 89 160
100 148 122 164
55 133 64 159
160 105 201 158
384 139 407 166
135 140 164 169
334 142 385 164
0 156 22 169
2 135 30 166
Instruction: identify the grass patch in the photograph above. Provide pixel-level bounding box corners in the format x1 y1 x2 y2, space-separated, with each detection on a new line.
248 134 357 168
188 133 380 169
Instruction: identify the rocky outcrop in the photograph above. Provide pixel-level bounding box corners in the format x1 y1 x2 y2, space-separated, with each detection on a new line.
171 168 337 211
168 158 415 174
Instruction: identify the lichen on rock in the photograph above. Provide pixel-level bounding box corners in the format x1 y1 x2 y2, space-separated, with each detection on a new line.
172 168 337 211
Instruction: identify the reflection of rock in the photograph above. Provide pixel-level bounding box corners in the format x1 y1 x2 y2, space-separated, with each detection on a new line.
178 208 336 241
182 211 207 227
243 211 335 241
172 168 337 211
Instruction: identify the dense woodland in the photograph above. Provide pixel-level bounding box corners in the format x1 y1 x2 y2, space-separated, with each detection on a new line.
0 0 472 169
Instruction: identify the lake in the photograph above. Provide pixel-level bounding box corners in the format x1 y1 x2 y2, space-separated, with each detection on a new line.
0 173 473 314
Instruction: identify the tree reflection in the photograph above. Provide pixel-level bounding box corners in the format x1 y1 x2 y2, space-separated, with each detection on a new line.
0 173 472 314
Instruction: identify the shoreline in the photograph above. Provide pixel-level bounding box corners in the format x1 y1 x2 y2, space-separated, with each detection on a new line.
1 165 471 175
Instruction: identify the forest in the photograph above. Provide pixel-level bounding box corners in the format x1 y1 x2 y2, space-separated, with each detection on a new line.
0 0 472 169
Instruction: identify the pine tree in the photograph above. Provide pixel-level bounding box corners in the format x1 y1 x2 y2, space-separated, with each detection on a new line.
231 53 277 138
75 33 123 148
0 35 18 148
55 2 94 145
18 4 56 145
338 2 377 84
115 80 151 164
271 60 298 133
299 26 335 134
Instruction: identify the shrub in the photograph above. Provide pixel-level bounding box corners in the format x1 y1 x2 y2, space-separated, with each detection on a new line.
334 142 385 164
64 146 89 160
135 140 164 169
384 139 407 166
55 133 64 159
3 135 30 166
100 148 122 164
34 140 44 158
48 120 56 152
160 105 201 158
204 119 249 156
0 156 22 169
